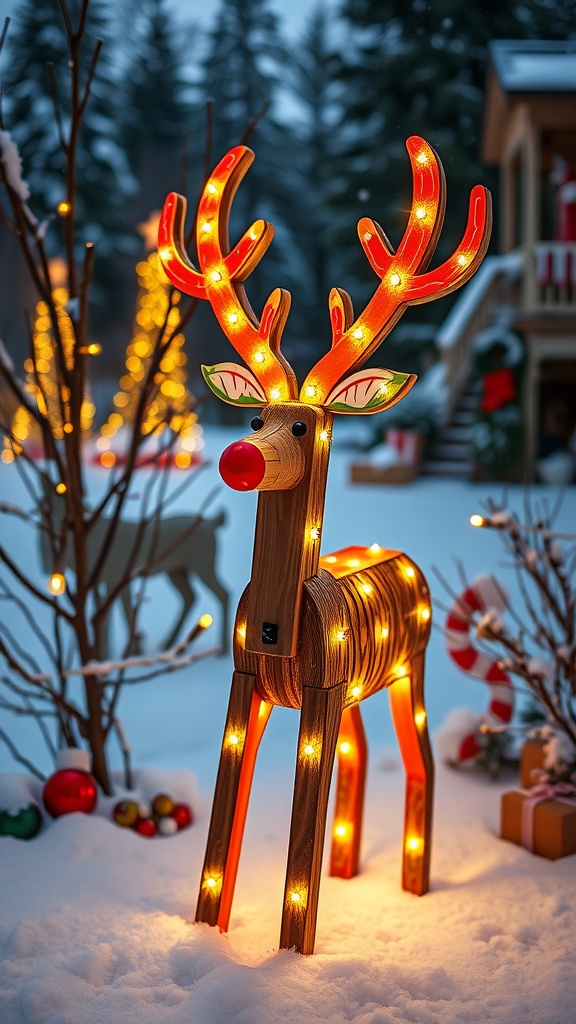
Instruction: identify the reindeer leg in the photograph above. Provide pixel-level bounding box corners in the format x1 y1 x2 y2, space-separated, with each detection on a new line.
163 569 195 649
388 651 434 896
330 703 367 879
119 585 144 655
280 681 346 955
196 670 272 931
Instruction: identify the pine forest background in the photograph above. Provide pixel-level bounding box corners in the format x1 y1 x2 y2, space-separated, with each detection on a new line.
1 0 575 423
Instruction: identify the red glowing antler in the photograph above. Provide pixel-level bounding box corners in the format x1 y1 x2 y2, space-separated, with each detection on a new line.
158 147 298 402
299 136 492 404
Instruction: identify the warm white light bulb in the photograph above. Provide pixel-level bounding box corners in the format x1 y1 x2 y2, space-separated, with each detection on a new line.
49 573 66 596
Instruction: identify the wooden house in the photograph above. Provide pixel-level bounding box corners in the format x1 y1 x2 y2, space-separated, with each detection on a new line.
433 40 576 481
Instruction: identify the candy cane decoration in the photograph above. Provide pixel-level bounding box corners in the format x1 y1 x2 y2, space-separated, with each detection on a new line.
444 574 514 762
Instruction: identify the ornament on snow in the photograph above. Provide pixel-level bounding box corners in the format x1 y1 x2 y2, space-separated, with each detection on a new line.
112 791 193 837
0 803 42 840
43 749 98 818
443 574 514 765
158 137 491 954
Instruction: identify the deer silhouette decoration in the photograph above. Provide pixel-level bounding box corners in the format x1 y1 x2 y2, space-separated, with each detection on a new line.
158 136 491 954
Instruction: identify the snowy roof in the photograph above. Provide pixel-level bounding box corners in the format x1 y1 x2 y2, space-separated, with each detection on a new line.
490 40 576 94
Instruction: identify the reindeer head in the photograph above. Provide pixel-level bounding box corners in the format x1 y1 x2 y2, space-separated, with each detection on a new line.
158 139 491 491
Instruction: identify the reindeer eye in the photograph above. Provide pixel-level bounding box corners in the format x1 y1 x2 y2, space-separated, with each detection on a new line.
251 416 264 431
292 421 307 437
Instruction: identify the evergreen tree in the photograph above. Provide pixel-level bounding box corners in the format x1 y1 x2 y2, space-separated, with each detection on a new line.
290 4 342 364
199 0 304 345
333 0 576 307
121 0 191 217
4 0 135 263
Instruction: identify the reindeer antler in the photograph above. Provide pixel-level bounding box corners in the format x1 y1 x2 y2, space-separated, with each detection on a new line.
299 136 492 405
158 147 298 403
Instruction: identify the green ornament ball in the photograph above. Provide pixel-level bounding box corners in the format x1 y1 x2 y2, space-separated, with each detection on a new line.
0 804 42 840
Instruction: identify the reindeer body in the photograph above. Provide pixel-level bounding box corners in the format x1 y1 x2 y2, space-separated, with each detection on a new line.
40 488 229 655
158 138 491 952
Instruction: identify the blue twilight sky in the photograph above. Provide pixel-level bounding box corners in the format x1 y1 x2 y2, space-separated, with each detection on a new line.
0 0 326 39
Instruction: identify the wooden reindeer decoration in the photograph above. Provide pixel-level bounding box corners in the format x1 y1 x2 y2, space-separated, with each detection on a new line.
158 137 491 954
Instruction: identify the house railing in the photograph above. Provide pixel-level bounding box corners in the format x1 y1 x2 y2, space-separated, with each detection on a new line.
435 252 523 422
533 242 576 310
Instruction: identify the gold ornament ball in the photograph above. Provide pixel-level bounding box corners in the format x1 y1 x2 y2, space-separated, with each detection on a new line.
151 793 175 818
113 800 140 828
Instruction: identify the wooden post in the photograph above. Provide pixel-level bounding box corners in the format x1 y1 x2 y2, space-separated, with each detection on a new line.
280 682 346 954
195 671 272 928
330 703 367 879
388 652 434 896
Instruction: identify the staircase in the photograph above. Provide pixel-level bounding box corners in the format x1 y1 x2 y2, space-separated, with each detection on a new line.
422 379 481 478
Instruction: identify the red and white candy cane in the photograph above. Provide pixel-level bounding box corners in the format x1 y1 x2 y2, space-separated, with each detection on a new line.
445 574 514 762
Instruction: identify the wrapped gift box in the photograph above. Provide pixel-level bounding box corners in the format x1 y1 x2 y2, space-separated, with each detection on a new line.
520 737 547 788
500 788 576 860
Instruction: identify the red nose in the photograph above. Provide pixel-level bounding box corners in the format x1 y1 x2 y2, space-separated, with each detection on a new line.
219 441 266 491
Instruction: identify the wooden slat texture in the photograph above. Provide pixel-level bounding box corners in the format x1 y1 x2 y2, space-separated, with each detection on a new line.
330 704 367 878
195 671 269 926
245 405 332 658
389 652 434 896
280 682 346 954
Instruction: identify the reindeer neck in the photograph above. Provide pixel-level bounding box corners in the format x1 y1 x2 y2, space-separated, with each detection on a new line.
244 406 333 658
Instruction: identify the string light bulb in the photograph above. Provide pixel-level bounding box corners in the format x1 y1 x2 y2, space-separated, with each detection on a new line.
406 836 424 854
470 514 486 528
49 572 66 596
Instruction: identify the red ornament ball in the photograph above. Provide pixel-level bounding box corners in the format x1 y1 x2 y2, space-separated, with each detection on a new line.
43 769 97 818
134 817 158 838
113 800 140 828
171 802 194 830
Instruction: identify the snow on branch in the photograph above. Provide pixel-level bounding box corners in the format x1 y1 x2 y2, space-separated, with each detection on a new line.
0 130 30 200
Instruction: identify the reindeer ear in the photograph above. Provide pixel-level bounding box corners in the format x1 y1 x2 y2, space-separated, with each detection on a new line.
201 362 267 407
324 368 417 415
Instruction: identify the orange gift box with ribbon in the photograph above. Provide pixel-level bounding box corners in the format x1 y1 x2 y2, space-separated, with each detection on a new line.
500 783 576 860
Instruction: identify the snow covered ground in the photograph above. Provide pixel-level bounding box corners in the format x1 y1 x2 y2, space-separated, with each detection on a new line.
1 424 575 1024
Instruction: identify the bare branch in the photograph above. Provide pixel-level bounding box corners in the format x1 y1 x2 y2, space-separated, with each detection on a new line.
0 726 46 780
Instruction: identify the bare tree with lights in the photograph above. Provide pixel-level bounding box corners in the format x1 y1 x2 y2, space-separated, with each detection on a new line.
0 2 221 794
439 497 576 782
